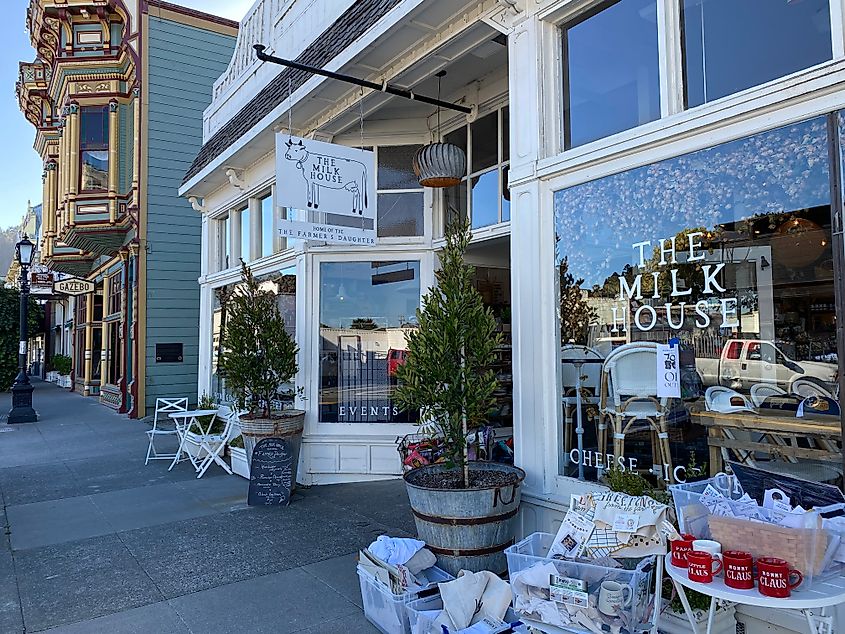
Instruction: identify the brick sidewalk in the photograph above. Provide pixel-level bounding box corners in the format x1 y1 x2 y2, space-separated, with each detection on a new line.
0 381 412 632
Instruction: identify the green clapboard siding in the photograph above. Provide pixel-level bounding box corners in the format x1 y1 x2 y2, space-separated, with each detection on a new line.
145 16 234 410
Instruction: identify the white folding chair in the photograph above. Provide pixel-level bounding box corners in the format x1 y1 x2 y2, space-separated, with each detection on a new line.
145 397 188 465
195 408 246 478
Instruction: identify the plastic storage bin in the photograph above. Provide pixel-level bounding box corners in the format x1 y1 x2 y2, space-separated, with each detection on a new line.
358 564 453 634
505 533 656 634
406 594 529 634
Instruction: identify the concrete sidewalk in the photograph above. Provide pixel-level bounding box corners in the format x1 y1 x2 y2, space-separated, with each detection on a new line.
0 381 414 632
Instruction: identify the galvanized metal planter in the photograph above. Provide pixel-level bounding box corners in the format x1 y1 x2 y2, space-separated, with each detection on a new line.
413 142 467 188
404 462 526 575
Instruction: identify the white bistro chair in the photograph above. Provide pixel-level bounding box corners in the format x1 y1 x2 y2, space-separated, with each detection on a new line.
145 397 188 465
195 407 246 478
791 378 836 400
599 342 674 482
750 383 787 408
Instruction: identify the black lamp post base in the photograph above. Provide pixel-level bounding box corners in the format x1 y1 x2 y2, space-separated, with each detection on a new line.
8 382 37 424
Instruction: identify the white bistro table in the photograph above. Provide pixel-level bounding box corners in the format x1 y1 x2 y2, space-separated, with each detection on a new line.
665 554 845 634
168 409 232 477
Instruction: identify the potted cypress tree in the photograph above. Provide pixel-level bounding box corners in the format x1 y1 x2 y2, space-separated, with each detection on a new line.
219 261 303 475
395 222 525 576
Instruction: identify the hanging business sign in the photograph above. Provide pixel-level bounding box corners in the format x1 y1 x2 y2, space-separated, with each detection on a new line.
275 134 376 246
53 277 95 296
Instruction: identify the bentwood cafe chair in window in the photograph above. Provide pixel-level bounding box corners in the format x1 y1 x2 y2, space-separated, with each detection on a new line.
599 342 674 483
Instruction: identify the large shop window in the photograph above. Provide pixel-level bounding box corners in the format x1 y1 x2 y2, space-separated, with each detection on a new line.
79 106 109 191
377 146 424 237
319 261 420 423
562 0 660 149
682 0 832 108
554 116 843 486
442 107 510 231
211 266 296 401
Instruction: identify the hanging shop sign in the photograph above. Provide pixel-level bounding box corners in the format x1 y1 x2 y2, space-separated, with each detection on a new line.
29 270 55 296
53 277 95 296
275 134 376 246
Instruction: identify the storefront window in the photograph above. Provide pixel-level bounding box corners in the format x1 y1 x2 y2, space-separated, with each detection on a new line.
682 0 832 108
554 116 842 484
319 261 420 423
211 266 296 402
562 0 660 149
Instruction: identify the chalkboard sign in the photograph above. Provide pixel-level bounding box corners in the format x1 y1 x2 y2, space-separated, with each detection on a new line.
247 438 294 506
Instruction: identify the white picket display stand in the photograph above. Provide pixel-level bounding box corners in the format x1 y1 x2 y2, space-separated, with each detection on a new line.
665 554 845 634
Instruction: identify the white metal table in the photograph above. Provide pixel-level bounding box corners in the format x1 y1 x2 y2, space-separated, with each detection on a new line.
665 554 845 634
168 409 231 477
560 356 603 481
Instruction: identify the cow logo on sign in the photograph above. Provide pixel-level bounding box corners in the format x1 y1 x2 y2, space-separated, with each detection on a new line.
275 134 377 245
283 139 369 216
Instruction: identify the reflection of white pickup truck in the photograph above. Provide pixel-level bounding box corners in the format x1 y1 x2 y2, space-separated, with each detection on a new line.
696 339 837 392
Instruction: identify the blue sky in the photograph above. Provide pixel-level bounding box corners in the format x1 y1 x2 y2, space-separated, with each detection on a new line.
0 0 252 229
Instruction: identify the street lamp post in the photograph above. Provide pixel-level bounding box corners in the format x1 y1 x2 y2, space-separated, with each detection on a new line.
8 235 37 424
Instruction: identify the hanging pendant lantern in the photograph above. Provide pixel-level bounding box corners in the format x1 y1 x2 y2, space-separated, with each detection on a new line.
413 142 466 188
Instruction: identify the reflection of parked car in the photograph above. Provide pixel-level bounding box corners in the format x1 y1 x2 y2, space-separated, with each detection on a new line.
387 349 408 377
696 339 837 394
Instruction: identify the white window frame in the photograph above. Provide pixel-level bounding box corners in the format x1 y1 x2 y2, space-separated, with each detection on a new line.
436 103 511 238
305 249 436 438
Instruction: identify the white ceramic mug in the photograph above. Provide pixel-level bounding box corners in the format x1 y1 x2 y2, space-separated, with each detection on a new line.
692 539 723 568
598 580 632 616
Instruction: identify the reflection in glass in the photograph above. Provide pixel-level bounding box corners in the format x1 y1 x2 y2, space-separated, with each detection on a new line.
554 116 840 483
319 261 420 423
563 0 660 148
261 195 273 257
471 170 499 229
683 0 832 108
445 181 468 227
378 145 424 189
212 268 296 402
502 165 511 222
240 207 250 262
444 126 467 155
81 151 109 191
471 113 498 173
377 192 424 237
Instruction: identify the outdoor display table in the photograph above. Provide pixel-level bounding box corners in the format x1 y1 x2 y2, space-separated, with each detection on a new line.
665 554 845 634
691 409 842 477
168 409 231 477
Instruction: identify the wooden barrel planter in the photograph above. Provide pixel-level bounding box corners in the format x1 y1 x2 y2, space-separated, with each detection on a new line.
404 462 525 576
238 410 305 484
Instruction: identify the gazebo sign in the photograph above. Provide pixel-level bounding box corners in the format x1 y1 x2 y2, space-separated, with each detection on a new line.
53 277 94 296
275 134 376 245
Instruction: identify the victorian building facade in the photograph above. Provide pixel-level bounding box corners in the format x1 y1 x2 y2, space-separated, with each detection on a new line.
17 0 236 417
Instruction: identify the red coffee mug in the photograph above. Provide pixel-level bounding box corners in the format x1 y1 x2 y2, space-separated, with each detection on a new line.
671 534 697 568
757 557 803 598
687 550 723 583
723 550 754 590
